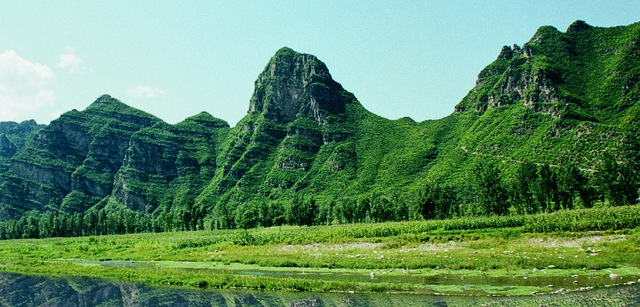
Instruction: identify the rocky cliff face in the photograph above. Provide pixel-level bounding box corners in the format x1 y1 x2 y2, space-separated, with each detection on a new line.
455 43 566 117
0 120 42 149
195 48 436 230
0 120 43 170
249 47 347 126
0 48 362 221
0 95 162 218
0 21 639 223
201 47 358 198
0 135 16 159
457 20 640 123
112 113 229 212
446 20 640 170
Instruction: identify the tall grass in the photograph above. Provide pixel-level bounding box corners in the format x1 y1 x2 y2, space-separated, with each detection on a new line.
171 205 640 249
524 205 640 232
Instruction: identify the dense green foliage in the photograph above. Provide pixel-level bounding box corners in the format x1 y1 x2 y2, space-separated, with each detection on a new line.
3 202 640 241
0 22 639 299
1 206 640 295
0 120 43 172
0 22 639 238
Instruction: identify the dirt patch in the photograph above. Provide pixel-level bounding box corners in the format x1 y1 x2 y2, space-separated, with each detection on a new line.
412 241 461 252
524 235 627 248
278 242 382 252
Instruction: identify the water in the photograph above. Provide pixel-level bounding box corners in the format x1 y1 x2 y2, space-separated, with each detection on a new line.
73 260 640 295
1 272 639 306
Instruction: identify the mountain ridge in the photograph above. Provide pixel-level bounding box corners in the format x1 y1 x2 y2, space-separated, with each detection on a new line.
0 21 638 229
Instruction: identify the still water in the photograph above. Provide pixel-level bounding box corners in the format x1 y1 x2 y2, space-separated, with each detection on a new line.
0 272 639 306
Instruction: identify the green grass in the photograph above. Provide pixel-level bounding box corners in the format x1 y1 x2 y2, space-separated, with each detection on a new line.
1 205 640 295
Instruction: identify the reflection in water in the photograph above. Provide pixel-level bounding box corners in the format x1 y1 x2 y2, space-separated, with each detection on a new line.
71 260 640 295
0 272 639 307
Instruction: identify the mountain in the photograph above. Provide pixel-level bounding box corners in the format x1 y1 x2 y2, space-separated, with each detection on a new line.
0 120 43 173
0 96 167 219
449 20 640 171
112 111 229 215
0 20 638 227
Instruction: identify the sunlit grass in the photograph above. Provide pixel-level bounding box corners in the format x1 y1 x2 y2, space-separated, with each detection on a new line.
1 206 639 295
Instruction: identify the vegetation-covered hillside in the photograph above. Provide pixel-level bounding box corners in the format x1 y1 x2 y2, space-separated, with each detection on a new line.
0 120 43 171
0 21 638 238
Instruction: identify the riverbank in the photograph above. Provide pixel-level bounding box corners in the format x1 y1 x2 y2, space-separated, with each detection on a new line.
1 207 640 295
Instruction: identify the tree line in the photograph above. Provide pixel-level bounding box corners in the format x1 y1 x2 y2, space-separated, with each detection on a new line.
424 154 638 218
0 154 638 240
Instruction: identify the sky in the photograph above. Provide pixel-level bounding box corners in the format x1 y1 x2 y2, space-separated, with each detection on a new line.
1 1 639 126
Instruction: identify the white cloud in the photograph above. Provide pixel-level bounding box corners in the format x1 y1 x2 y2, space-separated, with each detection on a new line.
126 85 165 98
0 50 55 121
57 46 84 73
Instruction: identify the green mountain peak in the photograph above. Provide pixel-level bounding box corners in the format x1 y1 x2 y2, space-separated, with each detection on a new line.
248 47 349 125
1 21 639 229
567 20 592 33
85 95 162 124
178 111 229 129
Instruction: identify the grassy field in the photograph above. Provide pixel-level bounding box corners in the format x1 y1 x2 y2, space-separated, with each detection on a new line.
1 205 640 295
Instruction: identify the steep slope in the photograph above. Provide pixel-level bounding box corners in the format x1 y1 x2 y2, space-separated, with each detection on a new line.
112 112 229 215
0 120 43 172
194 47 362 227
427 20 640 183
193 48 437 227
0 95 163 219
0 21 638 227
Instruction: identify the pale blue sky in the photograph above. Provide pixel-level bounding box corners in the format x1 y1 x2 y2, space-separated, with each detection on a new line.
1 1 639 126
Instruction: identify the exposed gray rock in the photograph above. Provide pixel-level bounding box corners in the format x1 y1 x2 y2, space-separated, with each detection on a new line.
0 134 17 158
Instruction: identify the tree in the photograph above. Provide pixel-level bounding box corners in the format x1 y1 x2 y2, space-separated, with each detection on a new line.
286 196 318 226
512 162 538 214
392 192 410 221
618 161 639 205
159 208 175 232
597 153 622 206
341 198 357 223
417 185 437 220
22 216 39 239
83 210 98 236
331 199 345 224
370 194 394 222
534 164 559 212
355 196 370 223
211 202 233 230
72 213 84 236
473 159 509 215
316 199 334 226
39 212 54 238
97 210 107 235
235 202 259 230
301 197 318 226
557 163 582 210
595 153 639 206
268 201 286 226
423 183 458 219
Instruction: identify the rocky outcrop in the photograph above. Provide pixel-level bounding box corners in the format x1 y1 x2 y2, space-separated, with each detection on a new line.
0 95 162 217
112 113 229 212
202 47 358 198
0 135 16 158
456 44 566 117
1 21 639 223
0 120 42 149
0 120 43 174
249 47 346 125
